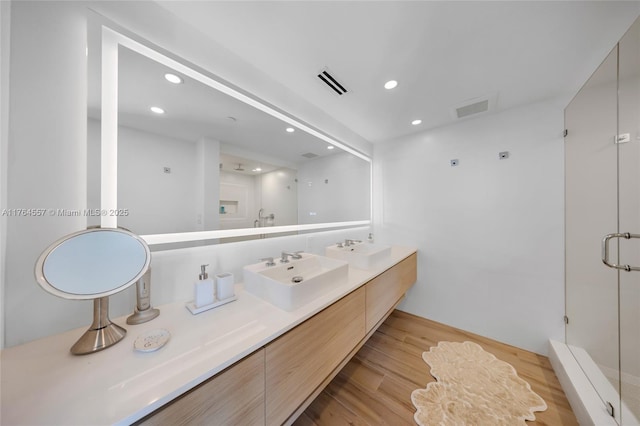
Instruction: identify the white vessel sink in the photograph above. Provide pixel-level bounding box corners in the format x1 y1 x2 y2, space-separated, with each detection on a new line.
243 253 348 311
325 242 392 270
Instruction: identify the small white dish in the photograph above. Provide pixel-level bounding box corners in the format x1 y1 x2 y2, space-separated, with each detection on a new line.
134 328 171 353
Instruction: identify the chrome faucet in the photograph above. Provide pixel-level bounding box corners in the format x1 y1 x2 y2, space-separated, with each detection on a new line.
280 251 303 263
344 239 362 247
260 257 276 267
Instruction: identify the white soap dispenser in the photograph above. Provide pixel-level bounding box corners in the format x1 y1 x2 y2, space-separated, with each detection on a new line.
193 264 215 308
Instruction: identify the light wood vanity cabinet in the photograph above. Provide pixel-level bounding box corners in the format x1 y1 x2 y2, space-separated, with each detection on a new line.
265 286 366 425
137 349 265 425
139 252 416 426
365 253 417 332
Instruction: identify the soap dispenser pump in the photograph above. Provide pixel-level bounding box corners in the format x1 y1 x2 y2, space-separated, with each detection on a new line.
193 264 215 308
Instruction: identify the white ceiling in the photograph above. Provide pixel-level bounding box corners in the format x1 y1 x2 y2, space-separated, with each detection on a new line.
158 1 640 143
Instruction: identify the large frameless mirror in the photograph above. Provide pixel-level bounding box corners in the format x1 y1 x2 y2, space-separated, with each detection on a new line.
87 16 371 249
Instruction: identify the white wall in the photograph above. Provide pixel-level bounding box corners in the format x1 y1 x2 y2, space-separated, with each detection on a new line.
90 120 221 236
374 99 565 355
260 168 298 227
117 125 198 235
5 1 89 347
195 137 220 232
0 0 11 349
298 152 370 224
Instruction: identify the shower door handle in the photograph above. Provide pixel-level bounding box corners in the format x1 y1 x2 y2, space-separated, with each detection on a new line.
602 233 640 272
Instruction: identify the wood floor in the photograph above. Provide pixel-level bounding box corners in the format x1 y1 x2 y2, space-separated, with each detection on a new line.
294 310 578 426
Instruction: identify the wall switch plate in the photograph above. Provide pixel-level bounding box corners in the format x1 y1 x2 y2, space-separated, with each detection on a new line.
450 159 459 167
499 151 509 159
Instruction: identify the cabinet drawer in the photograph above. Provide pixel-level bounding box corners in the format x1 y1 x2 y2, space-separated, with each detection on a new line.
365 253 417 332
138 349 265 425
265 287 366 425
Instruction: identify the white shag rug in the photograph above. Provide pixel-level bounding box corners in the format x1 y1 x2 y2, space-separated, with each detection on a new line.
411 341 547 426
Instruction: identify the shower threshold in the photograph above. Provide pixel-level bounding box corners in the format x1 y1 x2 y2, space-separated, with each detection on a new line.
549 340 640 425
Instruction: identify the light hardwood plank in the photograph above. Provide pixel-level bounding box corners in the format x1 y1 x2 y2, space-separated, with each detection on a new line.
299 389 369 426
324 373 414 426
297 310 578 426
337 355 385 393
356 344 433 388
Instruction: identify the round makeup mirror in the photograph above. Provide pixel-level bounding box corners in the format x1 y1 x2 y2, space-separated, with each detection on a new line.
35 228 151 355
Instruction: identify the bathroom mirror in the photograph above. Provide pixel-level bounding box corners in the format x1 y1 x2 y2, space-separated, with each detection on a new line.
88 21 371 246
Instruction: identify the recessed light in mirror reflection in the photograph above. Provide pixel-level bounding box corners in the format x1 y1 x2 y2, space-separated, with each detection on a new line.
150 106 165 114
252 168 262 172
164 73 183 84
411 119 422 125
327 146 335 150
286 127 295 133
384 80 398 90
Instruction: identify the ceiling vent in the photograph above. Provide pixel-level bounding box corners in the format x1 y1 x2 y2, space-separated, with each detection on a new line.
302 152 318 159
456 100 489 118
450 93 497 120
317 69 348 95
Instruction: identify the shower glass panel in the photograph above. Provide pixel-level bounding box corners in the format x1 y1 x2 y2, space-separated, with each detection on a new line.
565 46 621 422
618 21 640 425
566 16 640 425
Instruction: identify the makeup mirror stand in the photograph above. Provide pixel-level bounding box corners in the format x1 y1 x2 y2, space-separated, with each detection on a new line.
70 296 126 355
35 227 151 355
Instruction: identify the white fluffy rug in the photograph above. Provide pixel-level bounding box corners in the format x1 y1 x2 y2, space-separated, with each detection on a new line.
411 341 547 426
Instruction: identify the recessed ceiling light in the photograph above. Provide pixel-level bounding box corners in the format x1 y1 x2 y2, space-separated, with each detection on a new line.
164 73 183 84
327 145 335 150
252 168 262 172
286 127 295 133
411 119 422 125
150 106 165 114
384 80 398 90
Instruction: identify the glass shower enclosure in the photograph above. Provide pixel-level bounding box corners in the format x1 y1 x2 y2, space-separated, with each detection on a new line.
565 17 640 425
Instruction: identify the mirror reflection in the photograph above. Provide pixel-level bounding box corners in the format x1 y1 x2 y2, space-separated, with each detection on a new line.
219 153 297 231
88 33 370 245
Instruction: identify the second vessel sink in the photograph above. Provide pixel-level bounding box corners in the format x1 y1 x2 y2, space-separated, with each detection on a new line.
243 253 348 311
325 242 392 270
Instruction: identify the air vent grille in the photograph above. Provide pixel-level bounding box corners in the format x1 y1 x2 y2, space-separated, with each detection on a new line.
302 152 318 159
456 100 489 118
317 69 348 95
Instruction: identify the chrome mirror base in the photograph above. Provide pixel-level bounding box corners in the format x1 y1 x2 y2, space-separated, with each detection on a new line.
70 297 126 355
126 307 160 325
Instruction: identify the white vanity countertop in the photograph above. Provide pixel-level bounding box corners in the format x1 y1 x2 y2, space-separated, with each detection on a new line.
0 246 416 426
